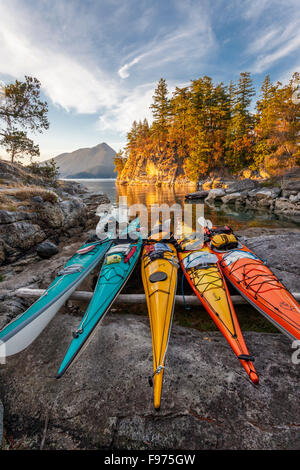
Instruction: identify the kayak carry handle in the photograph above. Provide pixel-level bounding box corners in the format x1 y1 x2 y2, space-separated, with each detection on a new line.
238 354 255 362
72 328 83 339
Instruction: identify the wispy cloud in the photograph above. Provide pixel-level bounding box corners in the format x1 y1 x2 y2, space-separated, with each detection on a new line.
0 3 121 113
119 57 142 79
237 0 300 75
118 4 216 79
247 28 281 55
99 83 155 134
243 0 274 19
248 18 300 73
98 80 186 135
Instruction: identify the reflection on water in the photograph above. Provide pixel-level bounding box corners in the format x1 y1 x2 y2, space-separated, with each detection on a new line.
70 179 299 229
116 183 191 208
202 202 298 230
66 179 118 203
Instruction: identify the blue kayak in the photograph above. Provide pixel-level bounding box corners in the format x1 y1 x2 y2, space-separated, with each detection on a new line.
56 217 142 378
0 236 113 360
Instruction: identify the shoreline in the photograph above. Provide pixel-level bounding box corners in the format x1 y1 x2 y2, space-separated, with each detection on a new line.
185 169 300 219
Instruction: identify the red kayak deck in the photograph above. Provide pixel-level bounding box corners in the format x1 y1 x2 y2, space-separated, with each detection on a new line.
212 244 300 341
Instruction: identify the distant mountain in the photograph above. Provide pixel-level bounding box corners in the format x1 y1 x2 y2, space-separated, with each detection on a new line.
50 143 116 178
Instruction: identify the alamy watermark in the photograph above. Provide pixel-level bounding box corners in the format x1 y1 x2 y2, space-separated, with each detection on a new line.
95 196 211 240
0 80 6 106
291 340 300 365
0 340 6 365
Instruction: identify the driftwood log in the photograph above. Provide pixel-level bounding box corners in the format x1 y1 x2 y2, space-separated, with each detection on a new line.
15 288 300 305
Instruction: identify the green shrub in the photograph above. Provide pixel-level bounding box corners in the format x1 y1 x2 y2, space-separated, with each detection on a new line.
27 159 59 183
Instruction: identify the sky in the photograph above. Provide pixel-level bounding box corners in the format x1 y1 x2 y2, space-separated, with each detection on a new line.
0 0 299 161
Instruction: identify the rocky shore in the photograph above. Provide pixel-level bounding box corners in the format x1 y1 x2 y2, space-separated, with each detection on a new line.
0 314 299 450
0 160 109 265
0 226 299 449
0 160 112 447
186 168 300 219
0 160 111 325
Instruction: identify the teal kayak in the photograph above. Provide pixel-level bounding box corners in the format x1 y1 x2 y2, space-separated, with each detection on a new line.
0 236 113 359
56 217 142 378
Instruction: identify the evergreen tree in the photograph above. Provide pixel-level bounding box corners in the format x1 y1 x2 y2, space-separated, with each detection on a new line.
115 72 299 182
226 72 256 170
0 130 40 162
0 76 49 162
150 78 171 137
114 150 125 174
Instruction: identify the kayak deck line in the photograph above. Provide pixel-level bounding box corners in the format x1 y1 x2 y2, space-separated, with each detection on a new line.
0 239 113 356
55 216 142 378
56 249 142 379
205 226 300 341
15 288 300 305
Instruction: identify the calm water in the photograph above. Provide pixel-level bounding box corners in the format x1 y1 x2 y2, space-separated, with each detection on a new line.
68 179 299 230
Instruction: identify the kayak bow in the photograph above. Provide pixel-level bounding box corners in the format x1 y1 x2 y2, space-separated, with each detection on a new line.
0 236 113 359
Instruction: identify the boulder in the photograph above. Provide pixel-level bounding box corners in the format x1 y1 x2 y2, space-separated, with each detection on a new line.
289 193 300 203
0 240 6 265
36 241 59 259
60 197 86 229
205 188 226 203
185 191 209 200
0 210 33 225
248 187 281 200
0 160 43 186
274 198 300 216
221 192 242 205
58 180 87 196
225 179 259 194
281 168 300 192
257 187 281 199
82 192 111 207
0 238 87 328
0 192 109 264
0 314 299 450
0 211 17 225
31 195 44 204
0 222 46 251
244 187 281 209
282 190 298 197
38 203 64 228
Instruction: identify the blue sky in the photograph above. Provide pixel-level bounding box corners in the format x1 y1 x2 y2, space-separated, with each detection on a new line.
0 0 299 160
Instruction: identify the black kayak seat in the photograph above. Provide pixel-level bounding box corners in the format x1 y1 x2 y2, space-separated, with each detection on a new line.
149 271 168 283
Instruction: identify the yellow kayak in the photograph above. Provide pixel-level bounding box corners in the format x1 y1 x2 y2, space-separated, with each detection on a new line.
141 240 178 411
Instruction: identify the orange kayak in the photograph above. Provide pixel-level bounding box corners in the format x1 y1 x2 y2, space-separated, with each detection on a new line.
178 234 258 384
207 228 300 341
